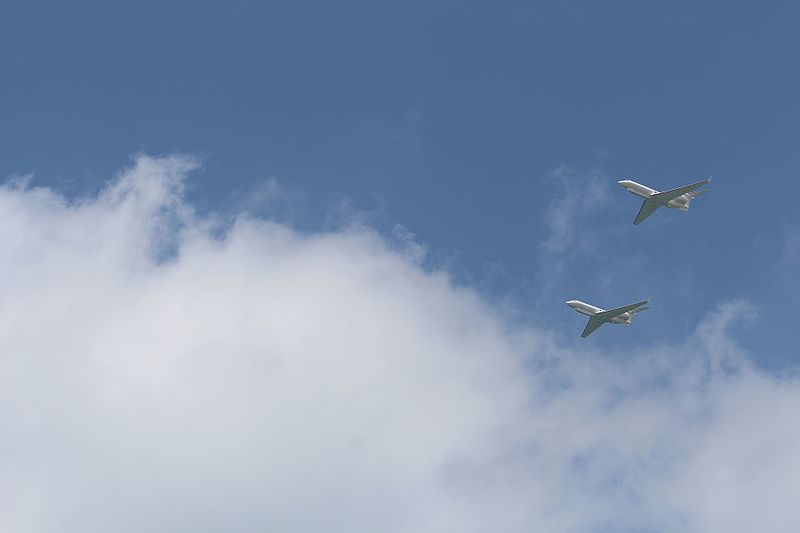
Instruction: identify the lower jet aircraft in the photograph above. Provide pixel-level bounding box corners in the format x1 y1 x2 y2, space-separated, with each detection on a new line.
566 298 650 337
617 177 712 224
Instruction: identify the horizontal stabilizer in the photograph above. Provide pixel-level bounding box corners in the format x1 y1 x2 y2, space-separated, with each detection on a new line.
687 189 710 198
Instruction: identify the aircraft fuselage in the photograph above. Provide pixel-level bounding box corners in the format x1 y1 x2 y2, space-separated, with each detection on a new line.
617 180 691 210
565 300 632 324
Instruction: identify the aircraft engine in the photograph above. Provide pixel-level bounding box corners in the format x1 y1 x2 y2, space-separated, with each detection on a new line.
668 196 689 208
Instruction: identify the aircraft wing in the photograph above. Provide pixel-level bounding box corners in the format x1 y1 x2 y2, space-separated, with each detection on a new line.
594 299 650 321
650 177 712 204
633 199 660 225
581 316 605 338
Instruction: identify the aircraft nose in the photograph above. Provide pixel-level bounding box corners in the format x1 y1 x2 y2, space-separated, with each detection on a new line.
617 180 627 187
565 300 576 306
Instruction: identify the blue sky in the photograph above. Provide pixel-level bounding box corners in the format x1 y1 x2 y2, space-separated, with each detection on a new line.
2 0 798 362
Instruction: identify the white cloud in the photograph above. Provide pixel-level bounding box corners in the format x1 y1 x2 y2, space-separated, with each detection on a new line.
1 155 799 532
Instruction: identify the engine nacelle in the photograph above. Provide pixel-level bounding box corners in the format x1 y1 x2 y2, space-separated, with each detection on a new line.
611 313 633 325
668 195 689 209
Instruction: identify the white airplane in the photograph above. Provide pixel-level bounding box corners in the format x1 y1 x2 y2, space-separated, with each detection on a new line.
618 177 712 224
566 298 650 337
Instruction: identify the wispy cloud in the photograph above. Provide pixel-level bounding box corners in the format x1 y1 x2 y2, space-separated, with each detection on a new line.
540 165 612 257
778 222 800 295
1 155 798 532
533 165 622 306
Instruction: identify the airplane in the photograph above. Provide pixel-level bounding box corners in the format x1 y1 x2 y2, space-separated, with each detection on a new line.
565 298 650 337
618 177 712 225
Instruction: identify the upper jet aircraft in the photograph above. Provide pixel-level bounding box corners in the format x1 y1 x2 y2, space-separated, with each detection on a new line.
566 298 650 337
618 177 712 225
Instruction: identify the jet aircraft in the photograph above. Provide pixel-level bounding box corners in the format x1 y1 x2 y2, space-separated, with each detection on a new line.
618 177 712 224
566 298 650 337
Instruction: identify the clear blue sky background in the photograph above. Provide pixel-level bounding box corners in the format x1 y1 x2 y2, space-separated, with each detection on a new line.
2 1 798 366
